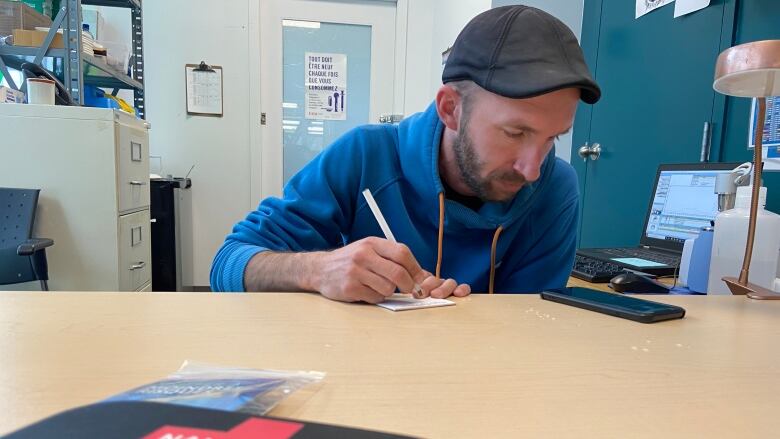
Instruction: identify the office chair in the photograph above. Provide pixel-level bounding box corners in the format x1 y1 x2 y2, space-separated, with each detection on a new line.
0 188 54 291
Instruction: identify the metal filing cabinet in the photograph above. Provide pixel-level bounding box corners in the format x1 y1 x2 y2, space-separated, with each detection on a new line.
0 104 151 291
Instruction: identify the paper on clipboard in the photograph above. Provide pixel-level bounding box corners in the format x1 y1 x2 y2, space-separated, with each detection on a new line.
186 64 223 116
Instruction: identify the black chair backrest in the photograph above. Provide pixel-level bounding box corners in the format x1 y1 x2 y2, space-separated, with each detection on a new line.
0 188 40 247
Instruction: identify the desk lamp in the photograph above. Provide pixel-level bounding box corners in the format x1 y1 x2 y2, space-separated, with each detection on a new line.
713 40 780 300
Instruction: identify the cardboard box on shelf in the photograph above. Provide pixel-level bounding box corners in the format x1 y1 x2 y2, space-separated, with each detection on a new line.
12 28 63 48
0 0 51 37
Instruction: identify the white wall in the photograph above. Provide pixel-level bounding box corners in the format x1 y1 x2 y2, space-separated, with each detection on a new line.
429 0 492 105
143 0 253 287
401 0 492 117
491 0 586 162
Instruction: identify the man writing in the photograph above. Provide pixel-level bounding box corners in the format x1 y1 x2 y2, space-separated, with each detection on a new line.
211 5 600 302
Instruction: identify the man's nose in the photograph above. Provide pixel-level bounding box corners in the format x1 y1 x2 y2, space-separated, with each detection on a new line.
512 147 547 183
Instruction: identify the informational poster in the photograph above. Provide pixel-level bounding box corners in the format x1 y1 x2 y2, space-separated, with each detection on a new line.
748 97 780 171
305 52 347 120
636 0 674 19
674 0 711 18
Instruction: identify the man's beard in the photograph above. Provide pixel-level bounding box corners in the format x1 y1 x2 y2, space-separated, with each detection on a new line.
452 116 526 202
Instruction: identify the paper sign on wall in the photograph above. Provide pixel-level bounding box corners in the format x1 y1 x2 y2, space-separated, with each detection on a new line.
305 52 347 120
636 0 674 19
674 0 711 18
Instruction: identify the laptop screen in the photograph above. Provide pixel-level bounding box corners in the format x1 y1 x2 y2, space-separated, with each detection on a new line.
641 163 740 250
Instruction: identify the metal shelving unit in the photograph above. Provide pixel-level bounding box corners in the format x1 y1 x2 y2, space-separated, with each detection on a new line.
0 0 145 118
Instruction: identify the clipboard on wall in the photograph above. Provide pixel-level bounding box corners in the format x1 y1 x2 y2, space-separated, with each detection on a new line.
185 61 224 117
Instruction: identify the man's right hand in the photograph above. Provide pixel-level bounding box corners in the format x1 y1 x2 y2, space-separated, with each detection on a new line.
310 237 469 303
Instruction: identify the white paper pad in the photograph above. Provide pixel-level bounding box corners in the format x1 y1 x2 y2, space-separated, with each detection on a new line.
377 294 455 311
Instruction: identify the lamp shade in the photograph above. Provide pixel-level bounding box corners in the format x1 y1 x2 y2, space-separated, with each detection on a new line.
713 40 780 97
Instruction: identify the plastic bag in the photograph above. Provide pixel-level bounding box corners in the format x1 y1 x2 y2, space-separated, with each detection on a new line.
104 361 325 415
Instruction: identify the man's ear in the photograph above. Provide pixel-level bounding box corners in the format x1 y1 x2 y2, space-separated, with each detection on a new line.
435 84 462 131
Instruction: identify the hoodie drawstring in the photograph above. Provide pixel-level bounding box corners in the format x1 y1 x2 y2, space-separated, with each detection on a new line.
435 192 503 294
436 192 445 279
489 226 504 294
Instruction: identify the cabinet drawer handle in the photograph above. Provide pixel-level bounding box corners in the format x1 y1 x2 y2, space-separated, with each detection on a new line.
131 141 143 162
129 180 147 186
131 225 143 247
129 262 146 270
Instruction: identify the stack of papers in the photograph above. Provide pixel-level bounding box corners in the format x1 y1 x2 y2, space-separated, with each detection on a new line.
81 31 97 56
376 294 455 311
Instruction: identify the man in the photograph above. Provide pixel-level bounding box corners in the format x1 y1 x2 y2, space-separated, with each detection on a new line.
211 5 600 302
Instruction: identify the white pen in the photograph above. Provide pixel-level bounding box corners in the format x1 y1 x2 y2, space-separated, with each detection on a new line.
362 188 424 298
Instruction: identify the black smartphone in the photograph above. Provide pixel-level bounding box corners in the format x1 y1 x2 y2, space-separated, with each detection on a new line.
540 287 685 323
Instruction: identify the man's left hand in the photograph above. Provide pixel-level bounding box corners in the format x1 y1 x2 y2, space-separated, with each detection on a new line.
418 271 471 299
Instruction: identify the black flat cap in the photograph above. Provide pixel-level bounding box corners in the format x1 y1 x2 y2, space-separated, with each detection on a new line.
442 5 601 104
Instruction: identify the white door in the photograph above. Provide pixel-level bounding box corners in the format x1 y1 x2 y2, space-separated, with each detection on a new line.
256 0 399 199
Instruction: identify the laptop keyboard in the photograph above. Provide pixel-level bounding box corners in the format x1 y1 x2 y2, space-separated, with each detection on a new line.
597 248 680 266
570 255 626 283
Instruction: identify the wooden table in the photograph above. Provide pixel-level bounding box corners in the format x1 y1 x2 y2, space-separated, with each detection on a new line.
1 292 779 438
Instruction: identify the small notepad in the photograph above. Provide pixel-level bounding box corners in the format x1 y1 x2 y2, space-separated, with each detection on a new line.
376 294 455 311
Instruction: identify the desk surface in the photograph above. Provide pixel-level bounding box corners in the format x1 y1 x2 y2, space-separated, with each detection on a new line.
1 292 778 438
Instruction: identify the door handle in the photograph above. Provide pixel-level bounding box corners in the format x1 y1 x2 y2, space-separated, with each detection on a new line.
379 114 403 124
577 142 601 162
129 262 146 271
129 180 147 186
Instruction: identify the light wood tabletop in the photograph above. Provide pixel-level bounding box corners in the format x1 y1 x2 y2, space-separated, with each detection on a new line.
1 291 779 438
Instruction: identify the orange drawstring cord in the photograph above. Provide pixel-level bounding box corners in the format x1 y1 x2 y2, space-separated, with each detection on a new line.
436 192 445 279
489 226 504 294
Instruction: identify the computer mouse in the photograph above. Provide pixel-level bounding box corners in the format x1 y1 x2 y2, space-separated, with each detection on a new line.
609 272 670 294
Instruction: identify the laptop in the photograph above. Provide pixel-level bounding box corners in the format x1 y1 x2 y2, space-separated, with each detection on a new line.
574 162 740 280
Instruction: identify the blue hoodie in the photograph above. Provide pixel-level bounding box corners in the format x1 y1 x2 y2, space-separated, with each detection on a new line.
211 103 579 293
